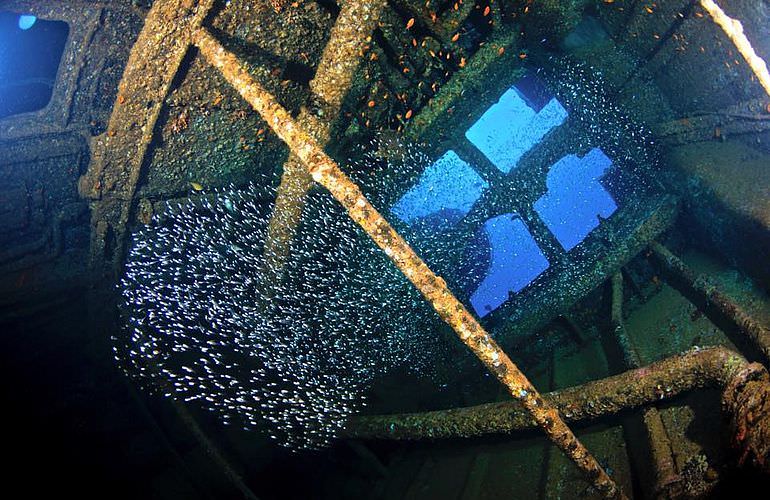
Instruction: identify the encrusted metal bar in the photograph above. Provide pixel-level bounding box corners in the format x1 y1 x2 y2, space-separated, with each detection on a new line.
193 27 623 499
699 0 770 98
610 273 639 368
653 98 770 145
610 273 679 496
260 0 387 285
76 3 252 496
649 242 770 364
344 346 760 439
80 0 215 280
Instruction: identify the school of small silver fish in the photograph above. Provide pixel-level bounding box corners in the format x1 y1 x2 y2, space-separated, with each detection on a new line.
116 171 455 450
115 57 655 451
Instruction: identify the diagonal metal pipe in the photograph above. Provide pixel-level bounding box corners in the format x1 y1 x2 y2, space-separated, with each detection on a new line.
343 347 764 443
700 0 770 98
649 242 770 365
260 0 388 288
192 26 624 499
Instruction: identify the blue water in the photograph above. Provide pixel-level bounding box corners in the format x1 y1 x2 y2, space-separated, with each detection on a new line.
391 150 488 226
465 87 568 173
469 214 550 317
534 148 617 251
18 15 36 30
391 81 617 319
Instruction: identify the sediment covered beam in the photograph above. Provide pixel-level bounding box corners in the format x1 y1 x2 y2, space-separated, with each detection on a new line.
260 0 387 286
80 0 215 279
649 242 770 365
610 273 679 496
344 347 750 438
193 27 623 499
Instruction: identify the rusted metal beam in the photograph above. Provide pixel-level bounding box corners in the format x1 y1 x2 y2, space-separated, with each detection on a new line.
699 0 770 98
610 272 680 497
260 0 387 286
192 27 623 499
76 3 253 497
653 98 770 145
610 273 640 369
649 242 770 365
79 0 215 281
343 347 765 451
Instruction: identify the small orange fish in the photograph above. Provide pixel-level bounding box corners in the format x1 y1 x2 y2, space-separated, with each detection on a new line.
406 18 415 29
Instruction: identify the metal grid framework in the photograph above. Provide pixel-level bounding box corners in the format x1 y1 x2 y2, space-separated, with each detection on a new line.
198 1 620 496
76 0 624 496
73 0 770 497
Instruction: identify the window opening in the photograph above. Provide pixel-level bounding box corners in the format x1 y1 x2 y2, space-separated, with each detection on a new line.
0 12 69 119
391 150 489 227
465 76 568 174
533 148 618 251
469 214 550 317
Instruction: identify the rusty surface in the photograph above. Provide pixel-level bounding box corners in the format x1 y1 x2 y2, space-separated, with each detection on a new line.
309 0 386 112
193 26 623 499
260 0 387 285
79 0 215 280
700 0 770 98
344 346 753 439
610 272 680 496
723 363 770 473
650 242 770 364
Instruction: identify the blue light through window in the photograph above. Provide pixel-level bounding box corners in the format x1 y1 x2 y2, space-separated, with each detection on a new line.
391 150 488 227
534 148 618 251
465 86 568 174
0 11 68 119
469 214 550 317
389 76 618 319
18 15 36 30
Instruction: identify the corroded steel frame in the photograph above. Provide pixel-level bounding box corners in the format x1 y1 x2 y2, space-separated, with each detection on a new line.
191 18 623 498
260 0 388 288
